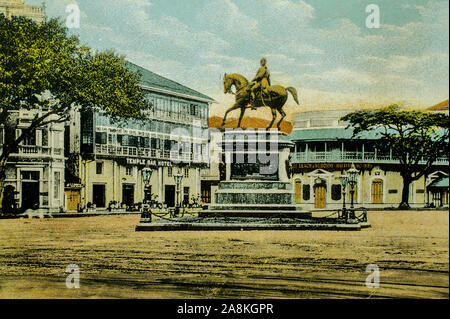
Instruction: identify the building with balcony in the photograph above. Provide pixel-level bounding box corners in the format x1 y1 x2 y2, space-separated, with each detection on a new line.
0 0 46 23
289 110 448 209
65 62 213 211
0 110 65 213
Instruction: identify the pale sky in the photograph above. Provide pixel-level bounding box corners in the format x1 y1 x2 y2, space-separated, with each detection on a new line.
28 0 449 119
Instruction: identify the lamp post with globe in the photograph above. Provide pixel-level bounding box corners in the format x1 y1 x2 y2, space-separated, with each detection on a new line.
142 167 153 203
339 174 349 220
174 169 183 216
141 167 153 223
346 163 359 220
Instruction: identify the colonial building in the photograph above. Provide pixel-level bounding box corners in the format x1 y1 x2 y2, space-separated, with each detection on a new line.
289 110 449 209
65 62 213 211
1 110 65 213
0 0 46 23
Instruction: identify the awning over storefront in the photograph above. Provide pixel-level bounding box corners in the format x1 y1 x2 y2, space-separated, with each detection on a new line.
428 177 449 190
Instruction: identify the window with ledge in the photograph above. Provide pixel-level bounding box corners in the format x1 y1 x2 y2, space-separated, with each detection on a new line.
41 129 48 146
331 184 342 201
168 167 173 177
54 131 62 148
23 129 36 146
184 167 189 178
126 166 133 176
108 133 116 145
309 142 325 152
54 172 60 199
190 104 197 116
95 132 107 144
21 171 39 180
183 187 189 205
303 184 310 201
96 162 103 175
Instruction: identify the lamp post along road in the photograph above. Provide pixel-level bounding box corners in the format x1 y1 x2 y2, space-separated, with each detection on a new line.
347 163 359 220
339 174 349 220
142 167 153 202
141 167 153 223
174 170 183 215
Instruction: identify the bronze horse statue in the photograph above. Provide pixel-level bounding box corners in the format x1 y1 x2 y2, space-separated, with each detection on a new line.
222 73 299 130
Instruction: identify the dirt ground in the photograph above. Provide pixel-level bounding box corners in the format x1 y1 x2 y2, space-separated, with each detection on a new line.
0 210 448 299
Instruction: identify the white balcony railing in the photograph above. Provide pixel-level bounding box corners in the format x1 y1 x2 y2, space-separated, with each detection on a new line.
94 144 208 164
292 151 448 165
0 145 63 157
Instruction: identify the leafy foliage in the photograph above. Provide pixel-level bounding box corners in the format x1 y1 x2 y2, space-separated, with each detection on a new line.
0 14 146 119
0 14 147 210
342 105 449 208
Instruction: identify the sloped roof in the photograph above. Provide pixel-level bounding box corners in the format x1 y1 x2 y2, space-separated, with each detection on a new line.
209 116 293 134
125 61 214 103
428 99 449 111
428 177 449 189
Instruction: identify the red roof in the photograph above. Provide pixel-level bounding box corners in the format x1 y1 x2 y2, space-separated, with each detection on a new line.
209 116 293 134
428 99 449 111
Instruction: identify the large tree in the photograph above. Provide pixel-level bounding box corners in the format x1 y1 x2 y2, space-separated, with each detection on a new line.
342 105 449 209
0 15 146 213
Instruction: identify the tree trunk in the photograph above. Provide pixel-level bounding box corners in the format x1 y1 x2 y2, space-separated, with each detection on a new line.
399 175 412 209
0 159 6 215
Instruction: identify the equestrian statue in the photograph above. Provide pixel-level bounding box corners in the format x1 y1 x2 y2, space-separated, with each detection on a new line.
222 57 299 130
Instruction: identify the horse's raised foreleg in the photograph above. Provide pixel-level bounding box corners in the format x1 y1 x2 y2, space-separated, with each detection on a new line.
267 108 277 130
237 105 246 128
221 102 240 126
277 108 286 131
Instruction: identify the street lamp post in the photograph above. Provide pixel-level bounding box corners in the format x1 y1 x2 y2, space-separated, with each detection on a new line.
339 174 348 220
142 167 153 203
346 163 359 220
141 167 153 223
173 169 183 215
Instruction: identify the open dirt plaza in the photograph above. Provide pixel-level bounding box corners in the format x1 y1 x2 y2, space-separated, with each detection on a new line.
0 210 448 299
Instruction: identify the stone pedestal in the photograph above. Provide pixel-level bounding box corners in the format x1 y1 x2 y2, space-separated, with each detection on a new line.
206 130 307 216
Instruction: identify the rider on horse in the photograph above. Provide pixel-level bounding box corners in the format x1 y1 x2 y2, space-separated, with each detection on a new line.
249 57 271 110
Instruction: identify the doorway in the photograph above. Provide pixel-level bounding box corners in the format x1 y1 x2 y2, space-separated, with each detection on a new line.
65 189 81 211
183 187 189 205
295 180 302 203
165 185 175 207
122 184 135 206
372 179 383 204
92 184 106 208
21 182 39 210
314 183 327 209
201 182 211 204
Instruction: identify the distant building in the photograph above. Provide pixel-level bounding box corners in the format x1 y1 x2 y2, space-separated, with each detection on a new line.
66 62 213 211
0 0 46 23
289 110 448 209
427 99 449 115
0 110 65 213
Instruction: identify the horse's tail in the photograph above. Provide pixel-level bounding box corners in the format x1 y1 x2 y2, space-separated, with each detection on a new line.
286 87 299 105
